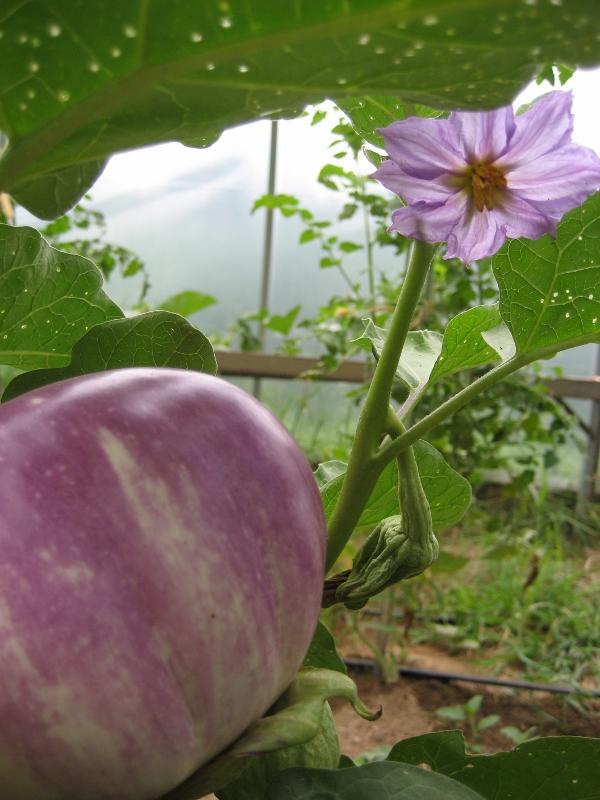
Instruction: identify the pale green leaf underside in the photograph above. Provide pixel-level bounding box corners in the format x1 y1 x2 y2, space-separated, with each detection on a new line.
320 439 471 533
0 224 122 369
2 311 217 402
1 1 599 215
493 191 600 356
355 321 442 402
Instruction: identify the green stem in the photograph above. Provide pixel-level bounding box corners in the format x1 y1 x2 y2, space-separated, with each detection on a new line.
325 240 436 572
375 353 530 466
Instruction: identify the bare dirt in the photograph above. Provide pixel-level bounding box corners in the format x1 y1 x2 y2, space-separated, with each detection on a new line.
332 644 600 758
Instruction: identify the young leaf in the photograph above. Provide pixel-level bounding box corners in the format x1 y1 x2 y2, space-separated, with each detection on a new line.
493 191 600 358
2 312 217 402
429 305 514 384
3 2 599 216
0 225 122 370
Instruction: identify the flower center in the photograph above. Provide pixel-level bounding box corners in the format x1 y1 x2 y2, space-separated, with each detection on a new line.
468 162 507 212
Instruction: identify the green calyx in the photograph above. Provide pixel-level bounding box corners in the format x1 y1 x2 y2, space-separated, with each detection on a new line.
161 668 380 800
336 443 439 610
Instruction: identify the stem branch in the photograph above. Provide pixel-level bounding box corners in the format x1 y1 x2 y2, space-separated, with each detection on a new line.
325 240 436 572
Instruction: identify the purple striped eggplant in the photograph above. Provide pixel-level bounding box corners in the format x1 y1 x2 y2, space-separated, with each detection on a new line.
0 368 326 800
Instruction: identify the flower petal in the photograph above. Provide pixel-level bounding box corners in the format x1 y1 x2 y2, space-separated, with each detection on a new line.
378 117 465 179
492 192 557 239
371 160 455 204
445 208 507 264
448 106 516 163
506 143 600 221
496 91 573 168
389 192 467 243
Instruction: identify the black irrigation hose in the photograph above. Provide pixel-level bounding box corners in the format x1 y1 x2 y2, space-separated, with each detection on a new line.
343 656 600 698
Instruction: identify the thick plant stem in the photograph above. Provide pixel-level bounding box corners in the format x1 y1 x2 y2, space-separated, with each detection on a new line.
325 241 436 572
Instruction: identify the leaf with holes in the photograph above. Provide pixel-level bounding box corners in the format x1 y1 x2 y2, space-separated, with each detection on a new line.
319 440 470 533
388 732 600 800
492 191 600 358
2 1 600 217
429 305 515 384
2 311 217 402
0 224 122 370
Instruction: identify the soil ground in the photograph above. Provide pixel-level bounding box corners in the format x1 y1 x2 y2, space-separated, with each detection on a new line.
332 643 600 758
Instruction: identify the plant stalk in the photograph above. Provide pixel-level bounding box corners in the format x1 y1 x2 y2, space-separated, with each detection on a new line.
325 240 436 572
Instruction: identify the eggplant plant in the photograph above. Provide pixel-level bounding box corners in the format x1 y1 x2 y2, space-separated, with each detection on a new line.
1 2 600 800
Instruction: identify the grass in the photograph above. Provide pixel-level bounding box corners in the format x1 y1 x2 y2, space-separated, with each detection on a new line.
336 490 600 692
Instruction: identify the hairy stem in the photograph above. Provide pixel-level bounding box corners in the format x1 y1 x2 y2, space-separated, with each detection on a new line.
325 240 436 572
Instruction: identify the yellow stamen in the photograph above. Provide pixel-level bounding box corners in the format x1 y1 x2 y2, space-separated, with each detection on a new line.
469 163 507 211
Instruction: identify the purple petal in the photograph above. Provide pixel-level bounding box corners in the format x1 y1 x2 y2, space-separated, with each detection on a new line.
496 91 574 168
371 160 455 204
445 209 507 264
389 192 467 243
492 192 557 239
378 117 465 179
506 143 600 221
448 106 516 163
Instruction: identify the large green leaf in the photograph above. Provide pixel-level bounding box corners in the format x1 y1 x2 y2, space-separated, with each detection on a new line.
2 311 217 401
266 761 485 799
493 191 600 357
2 1 600 216
0 224 122 369
319 440 471 533
429 305 514 384
389 731 600 800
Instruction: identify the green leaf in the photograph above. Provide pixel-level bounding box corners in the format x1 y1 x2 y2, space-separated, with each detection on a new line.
314 460 347 489
159 290 216 317
3 2 600 216
264 305 301 335
319 440 471 533
413 441 472 530
493 191 600 358
429 305 514 384
0 224 122 370
10 160 107 219
429 549 469 574
389 732 600 800
354 321 442 403
2 311 217 402
336 97 443 148
266 761 485 799
303 622 347 675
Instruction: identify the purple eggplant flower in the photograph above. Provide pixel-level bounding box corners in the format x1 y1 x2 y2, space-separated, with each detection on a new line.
372 91 600 264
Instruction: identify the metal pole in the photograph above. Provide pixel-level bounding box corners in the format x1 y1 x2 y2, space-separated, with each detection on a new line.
579 343 600 505
253 120 279 399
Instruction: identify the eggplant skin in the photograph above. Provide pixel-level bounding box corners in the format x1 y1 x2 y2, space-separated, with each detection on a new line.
0 368 326 800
